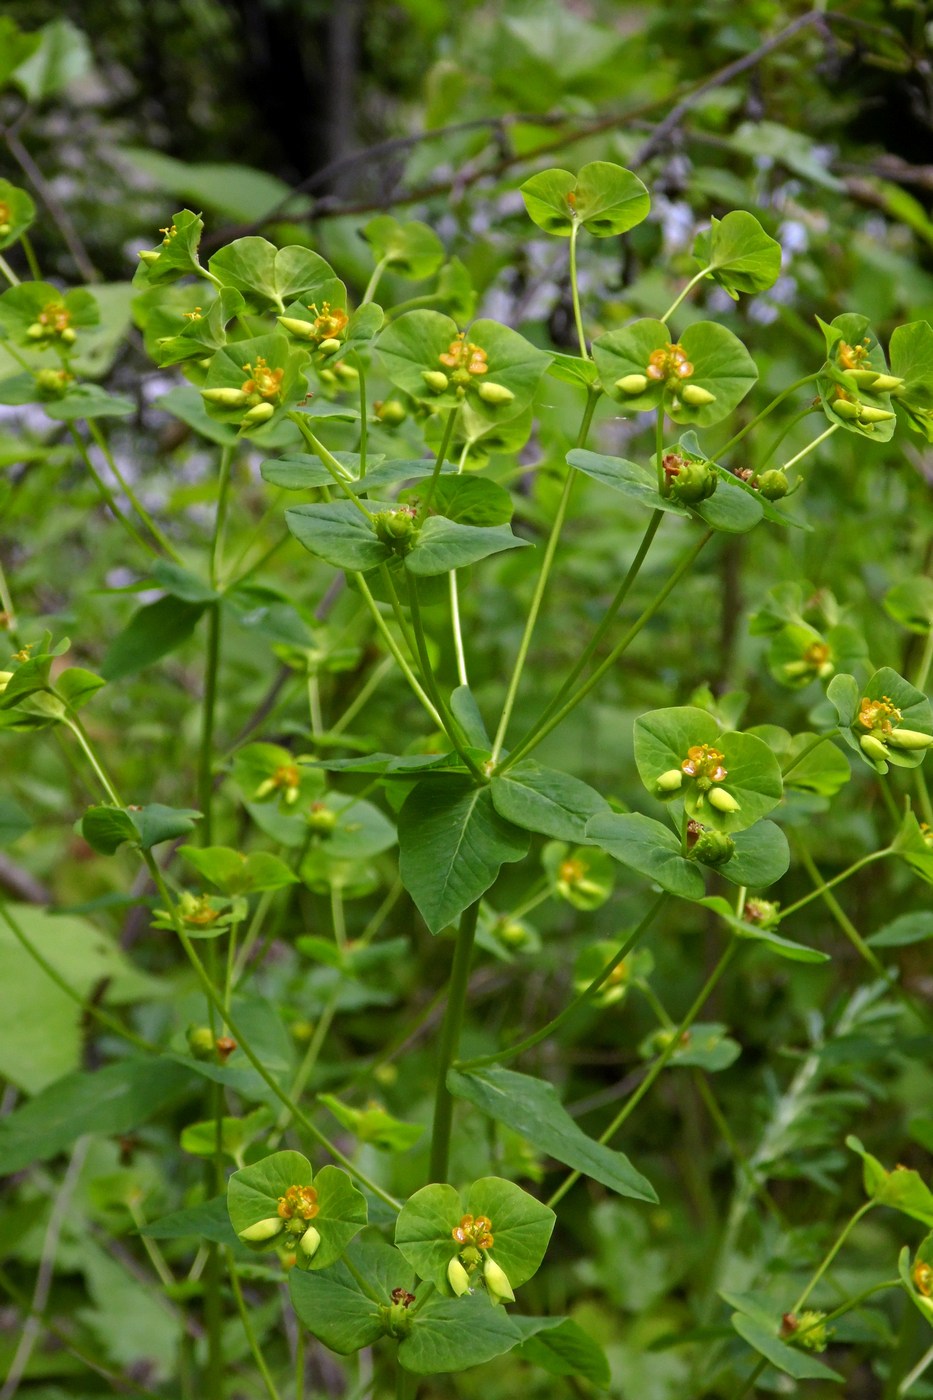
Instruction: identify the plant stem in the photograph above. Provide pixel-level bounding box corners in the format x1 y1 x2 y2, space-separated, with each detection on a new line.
62 713 122 804
428 899 481 1184
69 425 158 558
355 354 368 478
210 445 234 589
330 654 394 736
362 255 390 305
353 573 442 727
459 894 667 1071
0 252 20 286
792 1200 876 1311
288 415 375 521
417 407 458 523
198 603 222 845
491 386 600 762
777 847 890 920
546 937 738 1208
568 222 589 360
712 374 820 462
777 422 839 473
227 1251 283 1400
500 525 713 772
87 419 184 563
899 1339 933 1396
20 233 41 281
660 266 710 324
449 569 468 687
406 577 484 779
781 729 838 777
915 624 933 693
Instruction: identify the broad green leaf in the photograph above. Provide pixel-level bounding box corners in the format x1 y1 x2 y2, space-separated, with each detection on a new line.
178 845 299 895
693 211 782 298
101 595 207 681
490 763 610 842
363 215 445 279
0 179 36 252
227 1151 367 1269
289 1240 397 1352
401 474 513 526
208 239 341 313
449 686 490 747
516 1318 610 1388
80 802 201 854
731 1313 842 1381
399 1291 557 1374
890 321 933 440
867 912 933 948
520 163 649 238
319 1094 423 1152
885 577 933 634
395 1177 554 1295
54 666 106 710
700 897 829 963
0 18 40 89
585 811 704 901
592 319 757 426
398 778 530 934
286 500 389 571
715 821 789 889
133 210 205 287
447 1066 657 1202
44 385 136 421
847 1135 933 1225
405 517 529 575
120 147 300 223
0 1058 193 1173
11 18 91 102
180 1107 271 1163
143 1195 240 1248
642 1021 740 1072
156 385 240 446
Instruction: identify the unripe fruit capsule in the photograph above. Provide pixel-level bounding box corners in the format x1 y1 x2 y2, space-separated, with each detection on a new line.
277 316 317 340
860 734 889 762
477 381 515 406
137 249 161 265
239 1217 285 1244
655 769 684 793
755 469 788 501
483 1257 515 1305
319 338 342 356
708 786 741 813
298 1225 321 1259
202 387 251 407
242 402 276 426
422 370 449 393
615 373 649 395
886 728 933 750
857 404 895 423
680 384 717 407
447 1256 472 1296
833 399 861 419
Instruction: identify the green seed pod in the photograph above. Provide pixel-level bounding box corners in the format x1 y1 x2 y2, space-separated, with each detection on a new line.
476 381 516 406
708 786 741 814
887 728 933 750
137 249 161 265
857 404 895 423
832 399 861 420
242 402 276 426
756 469 788 501
374 508 418 551
201 387 252 407
34 368 72 398
867 373 903 394
680 384 717 407
860 733 889 762
483 1257 515 1305
277 316 318 340
655 769 684 794
60 327 77 345
846 369 883 390
447 1256 472 1297
615 373 649 395
26 322 47 340
669 457 718 505
318 337 342 355
334 360 359 384
318 368 338 388
0 223 10 237
374 399 407 425
238 1217 285 1244
307 803 338 834
298 1225 321 1259
421 370 449 393
692 829 736 867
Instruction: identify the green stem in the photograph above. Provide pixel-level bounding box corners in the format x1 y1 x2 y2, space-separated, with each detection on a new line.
354 354 368 479
916 769 933 828
781 729 838 777
546 937 739 1209
915 625 933 693
353 573 442 727
69 426 158 558
753 404 814 472
732 1356 766 1400
329 654 394 736
197 603 222 845
449 570 469 687
0 252 20 286
568 222 589 361
142 850 401 1209
512 509 664 756
777 422 839 473
712 374 820 462
429 899 481 1184
899 1338 933 1397
86 419 184 563
655 405 667 496
458 894 667 1071
226 1251 283 1400
407 577 484 779
62 713 122 804
20 233 41 281
361 255 390 306
491 387 600 762
660 266 710 324
792 1200 876 1311
417 407 458 523
500 525 713 773
777 847 891 921
288 415 375 521
270 995 339 1146
210 446 235 589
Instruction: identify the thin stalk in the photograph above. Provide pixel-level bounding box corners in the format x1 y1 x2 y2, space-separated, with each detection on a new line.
458 894 667 1071
792 1200 876 1311
429 900 481 1184
362 255 390 305
417 407 458 523
0 554 17 637
712 374 820 462
62 714 122 804
330 654 394 736
914 625 933 693
547 938 739 1209
500 525 713 772
916 769 933 828
781 729 838 777
512 509 664 752
354 354 368 479
900 1339 933 1396
126 1198 176 1288
568 222 589 360
69 426 157 557
660 266 710 324
353 573 441 726
491 387 600 762
777 847 891 921
227 1252 283 1400
197 603 222 845
87 419 183 563
449 570 469 686
288 415 375 521
777 422 839 473
0 252 20 286
295 1327 306 1400
732 1357 766 1400
0 898 153 1053
20 233 41 281
753 404 815 473
407 578 484 779
209 446 235 589
655 405 667 495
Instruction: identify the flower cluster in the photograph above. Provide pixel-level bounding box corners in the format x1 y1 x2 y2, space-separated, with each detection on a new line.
857 694 933 762
446 1213 514 1305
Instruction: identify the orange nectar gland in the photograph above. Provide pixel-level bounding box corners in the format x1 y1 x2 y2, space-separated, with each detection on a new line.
255 763 301 804
858 695 901 736
277 1184 320 1235
646 342 694 384
837 338 871 370
241 357 284 401
0 201 11 236
914 1259 933 1297
439 332 489 383
27 302 76 344
452 1214 494 1249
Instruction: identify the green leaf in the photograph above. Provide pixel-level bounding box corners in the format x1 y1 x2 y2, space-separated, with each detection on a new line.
490 763 610 842
399 1292 557 1374
402 474 513 526
520 163 649 238
0 18 41 90
180 1107 272 1163
0 179 36 252
447 1066 657 1202
644 1021 739 1072
227 1150 367 1269
515 1318 610 1388
101 596 207 681
0 796 30 845
133 210 205 287
405 517 530 576
80 803 201 854
700 898 828 963
585 811 704 901
156 385 239 446
286 500 389 572
398 778 530 934
208 239 341 313
716 821 790 889
11 18 91 102
363 215 445 279
847 1135 933 1225
319 1094 423 1152
178 845 299 895
449 686 490 747
0 1058 193 1173
885 577 933 634
867 912 933 948
890 321 933 439
731 1313 842 1382
120 147 300 223
592 319 757 426
54 666 106 710
693 211 782 299
289 1240 396 1352
44 385 136 421
143 1195 240 1248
